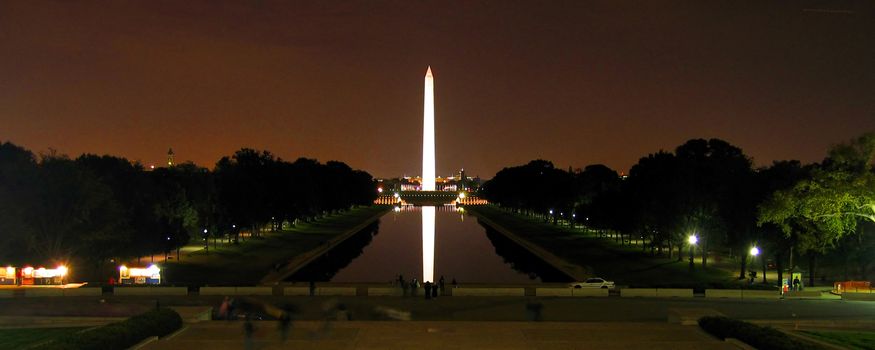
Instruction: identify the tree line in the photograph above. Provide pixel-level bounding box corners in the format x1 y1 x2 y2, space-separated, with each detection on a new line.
0 143 377 270
482 133 875 286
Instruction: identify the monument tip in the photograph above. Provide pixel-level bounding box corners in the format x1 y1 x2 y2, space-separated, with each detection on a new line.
426 66 433 77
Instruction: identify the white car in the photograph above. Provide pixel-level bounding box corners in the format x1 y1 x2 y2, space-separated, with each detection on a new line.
570 277 615 289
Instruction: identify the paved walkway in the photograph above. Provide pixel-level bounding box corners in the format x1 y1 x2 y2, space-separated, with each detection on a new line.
143 321 736 350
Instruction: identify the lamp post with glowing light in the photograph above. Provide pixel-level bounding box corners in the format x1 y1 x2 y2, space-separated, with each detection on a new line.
749 246 760 284
688 234 698 270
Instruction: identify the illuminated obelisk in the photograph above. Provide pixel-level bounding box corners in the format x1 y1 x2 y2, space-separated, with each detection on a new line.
421 67 436 283
422 66 436 191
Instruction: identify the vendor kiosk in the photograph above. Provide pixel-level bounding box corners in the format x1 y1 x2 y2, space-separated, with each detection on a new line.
782 267 805 293
119 265 161 285
19 266 68 285
0 267 16 285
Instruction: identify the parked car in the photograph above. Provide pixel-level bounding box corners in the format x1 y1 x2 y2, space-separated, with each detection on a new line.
570 277 615 289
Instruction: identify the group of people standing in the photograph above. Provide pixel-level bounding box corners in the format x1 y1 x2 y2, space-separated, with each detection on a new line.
396 274 455 299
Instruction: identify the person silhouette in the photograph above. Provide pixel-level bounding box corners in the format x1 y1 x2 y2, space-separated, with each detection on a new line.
424 281 432 300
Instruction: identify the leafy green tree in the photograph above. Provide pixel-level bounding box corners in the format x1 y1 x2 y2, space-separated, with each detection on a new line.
481 160 575 222
573 164 622 232
810 133 875 223
625 151 685 257
753 160 809 284
759 133 875 286
29 155 125 265
0 142 39 264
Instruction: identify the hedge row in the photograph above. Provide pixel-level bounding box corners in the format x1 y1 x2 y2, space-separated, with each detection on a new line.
34 308 183 350
698 316 822 350
622 280 779 290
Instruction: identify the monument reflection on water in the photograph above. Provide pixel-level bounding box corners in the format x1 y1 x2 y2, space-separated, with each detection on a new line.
289 206 571 284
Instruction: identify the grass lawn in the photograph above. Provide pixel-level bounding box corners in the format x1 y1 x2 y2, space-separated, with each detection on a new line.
162 206 388 285
0 327 88 350
468 205 734 287
801 330 875 350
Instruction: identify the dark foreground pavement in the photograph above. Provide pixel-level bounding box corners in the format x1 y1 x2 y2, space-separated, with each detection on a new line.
5 296 873 348
3 295 875 323
142 320 737 350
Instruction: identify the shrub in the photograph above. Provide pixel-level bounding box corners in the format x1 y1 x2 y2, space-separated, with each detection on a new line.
34 308 183 350
698 316 822 350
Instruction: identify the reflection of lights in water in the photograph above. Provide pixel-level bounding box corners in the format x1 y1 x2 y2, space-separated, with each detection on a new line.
422 206 435 283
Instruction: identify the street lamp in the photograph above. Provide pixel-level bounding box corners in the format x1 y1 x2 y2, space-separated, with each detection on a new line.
688 234 698 270
750 246 760 283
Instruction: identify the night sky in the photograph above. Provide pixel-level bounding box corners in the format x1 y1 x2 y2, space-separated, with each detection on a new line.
2 1 873 179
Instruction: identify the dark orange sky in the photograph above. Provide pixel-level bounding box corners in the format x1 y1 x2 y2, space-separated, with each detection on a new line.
2 1 873 178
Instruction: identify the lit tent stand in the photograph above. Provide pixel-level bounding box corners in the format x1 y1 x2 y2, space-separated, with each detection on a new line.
16 265 69 285
119 265 161 285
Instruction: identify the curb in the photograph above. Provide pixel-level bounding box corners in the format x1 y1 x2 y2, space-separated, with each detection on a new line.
127 336 158 350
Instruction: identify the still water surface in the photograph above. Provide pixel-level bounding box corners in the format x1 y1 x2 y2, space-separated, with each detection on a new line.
289 206 571 283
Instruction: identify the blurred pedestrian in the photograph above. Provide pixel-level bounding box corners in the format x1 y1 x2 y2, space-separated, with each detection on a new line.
424 281 432 300
313 299 338 339
243 315 255 350
219 296 230 319
278 311 292 343
227 298 237 320
526 301 543 322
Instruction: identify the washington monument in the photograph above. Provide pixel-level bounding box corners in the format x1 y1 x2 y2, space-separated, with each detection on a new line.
422 66 436 191
422 67 436 283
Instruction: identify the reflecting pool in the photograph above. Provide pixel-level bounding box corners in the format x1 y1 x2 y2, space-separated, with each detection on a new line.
289 206 572 284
